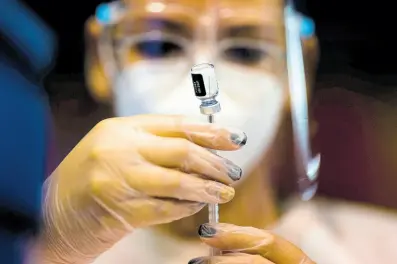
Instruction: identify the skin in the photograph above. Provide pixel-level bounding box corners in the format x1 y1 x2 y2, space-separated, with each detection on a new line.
195 223 314 264
85 0 319 232
79 0 319 262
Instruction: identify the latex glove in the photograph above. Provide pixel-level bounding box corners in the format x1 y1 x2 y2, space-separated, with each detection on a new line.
190 223 315 264
39 115 246 264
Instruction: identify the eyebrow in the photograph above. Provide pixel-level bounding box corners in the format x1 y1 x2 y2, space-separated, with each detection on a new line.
121 18 193 39
219 24 281 43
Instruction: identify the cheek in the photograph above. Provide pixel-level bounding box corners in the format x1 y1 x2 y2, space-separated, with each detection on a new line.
117 44 146 66
126 50 144 64
266 114 298 199
268 112 294 167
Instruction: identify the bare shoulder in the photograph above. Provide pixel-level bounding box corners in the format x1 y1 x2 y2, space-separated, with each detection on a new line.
274 198 397 264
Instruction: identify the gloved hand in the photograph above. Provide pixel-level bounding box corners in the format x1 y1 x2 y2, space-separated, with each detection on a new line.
190 223 315 264
38 115 246 264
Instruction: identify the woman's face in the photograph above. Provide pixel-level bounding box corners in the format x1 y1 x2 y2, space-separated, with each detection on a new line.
86 0 319 233
99 0 290 183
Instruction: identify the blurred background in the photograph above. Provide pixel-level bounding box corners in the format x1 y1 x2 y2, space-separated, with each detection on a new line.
24 0 397 209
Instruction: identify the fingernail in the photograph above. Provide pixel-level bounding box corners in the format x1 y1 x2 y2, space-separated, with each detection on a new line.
188 257 207 264
225 160 242 181
198 223 216 237
207 183 235 203
230 132 247 146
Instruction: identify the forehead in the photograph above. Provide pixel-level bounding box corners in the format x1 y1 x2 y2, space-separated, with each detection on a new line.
121 0 285 31
118 0 285 45
153 0 282 8
123 0 283 14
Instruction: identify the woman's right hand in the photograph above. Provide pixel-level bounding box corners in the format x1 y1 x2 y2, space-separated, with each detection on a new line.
39 114 247 264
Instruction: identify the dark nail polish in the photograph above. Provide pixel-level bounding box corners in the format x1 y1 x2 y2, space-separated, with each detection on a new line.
228 164 242 181
188 258 207 264
223 157 242 181
231 132 247 146
198 224 216 237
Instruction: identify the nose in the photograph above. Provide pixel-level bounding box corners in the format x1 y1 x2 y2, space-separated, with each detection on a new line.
192 45 214 65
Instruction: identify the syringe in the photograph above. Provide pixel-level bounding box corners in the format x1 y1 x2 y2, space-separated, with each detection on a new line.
190 63 221 256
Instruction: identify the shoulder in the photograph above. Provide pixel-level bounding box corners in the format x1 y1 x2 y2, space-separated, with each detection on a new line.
275 198 397 264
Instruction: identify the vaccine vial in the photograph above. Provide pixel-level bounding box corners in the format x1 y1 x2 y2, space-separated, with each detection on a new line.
190 63 221 115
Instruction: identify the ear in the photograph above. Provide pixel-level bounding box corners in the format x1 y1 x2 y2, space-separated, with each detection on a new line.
84 17 112 104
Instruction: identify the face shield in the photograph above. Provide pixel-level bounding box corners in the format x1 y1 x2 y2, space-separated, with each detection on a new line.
94 0 319 201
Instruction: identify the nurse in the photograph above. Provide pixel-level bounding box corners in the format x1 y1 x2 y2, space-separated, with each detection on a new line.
37 0 319 263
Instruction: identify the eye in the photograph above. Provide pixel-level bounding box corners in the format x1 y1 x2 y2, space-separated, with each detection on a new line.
135 40 184 59
223 46 267 65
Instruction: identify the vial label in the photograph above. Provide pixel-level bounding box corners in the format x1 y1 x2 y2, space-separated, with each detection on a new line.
191 74 206 97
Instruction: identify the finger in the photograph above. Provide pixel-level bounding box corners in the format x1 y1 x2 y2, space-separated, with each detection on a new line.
129 114 247 150
188 253 274 264
138 137 242 184
124 164 235 204
90 164 235 205
88 166 206 228
99 197 206 230
198 223 315 264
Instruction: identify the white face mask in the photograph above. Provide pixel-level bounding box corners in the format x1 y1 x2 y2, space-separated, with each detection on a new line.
114 60 286 180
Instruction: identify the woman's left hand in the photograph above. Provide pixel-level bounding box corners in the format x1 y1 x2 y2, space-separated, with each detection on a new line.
189 223 315 264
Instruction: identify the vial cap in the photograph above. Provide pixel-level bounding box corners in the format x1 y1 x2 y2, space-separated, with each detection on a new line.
200 101 221 115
